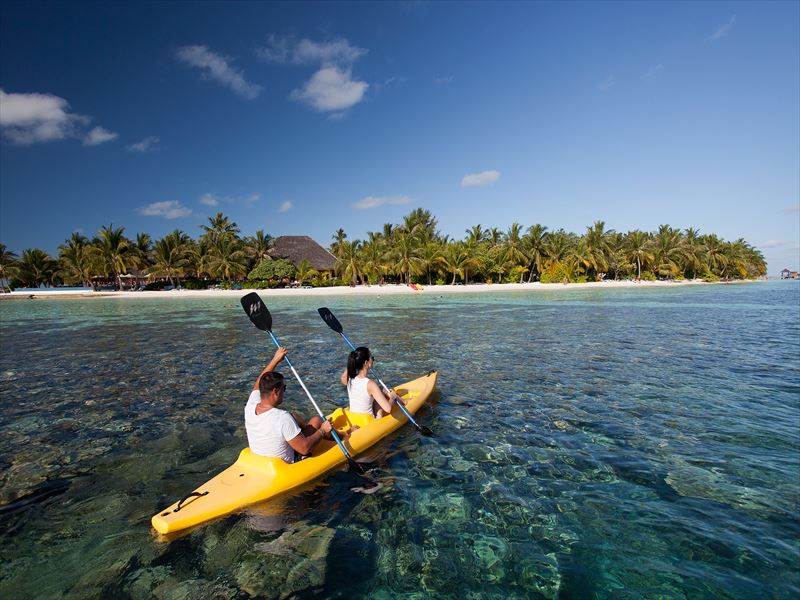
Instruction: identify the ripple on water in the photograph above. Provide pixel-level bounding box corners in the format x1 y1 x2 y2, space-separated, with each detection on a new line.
0 282 798 599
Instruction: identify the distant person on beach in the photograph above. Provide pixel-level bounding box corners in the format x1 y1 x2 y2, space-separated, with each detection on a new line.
245 347 332 462
341 346 401 418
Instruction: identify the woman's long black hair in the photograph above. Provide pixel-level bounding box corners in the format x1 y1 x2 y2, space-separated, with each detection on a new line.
347 346 371 382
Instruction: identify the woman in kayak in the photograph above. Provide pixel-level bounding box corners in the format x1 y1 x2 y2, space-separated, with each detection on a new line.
340 346 401 418
246 347 333 462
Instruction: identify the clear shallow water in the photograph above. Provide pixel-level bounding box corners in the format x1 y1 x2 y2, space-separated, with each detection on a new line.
0 282 798 599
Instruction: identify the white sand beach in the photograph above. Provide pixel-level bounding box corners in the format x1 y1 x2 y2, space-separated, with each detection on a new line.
0 279 756 300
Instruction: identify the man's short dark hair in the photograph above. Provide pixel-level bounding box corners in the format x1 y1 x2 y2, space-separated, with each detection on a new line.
259 372 285 398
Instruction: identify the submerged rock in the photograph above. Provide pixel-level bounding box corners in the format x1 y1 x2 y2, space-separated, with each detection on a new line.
517 551 561 599
234 523 334 599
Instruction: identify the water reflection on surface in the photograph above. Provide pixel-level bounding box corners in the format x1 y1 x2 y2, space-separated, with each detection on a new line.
0 283 798 599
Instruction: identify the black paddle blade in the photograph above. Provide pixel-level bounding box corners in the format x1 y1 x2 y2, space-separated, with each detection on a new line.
241 292 272 331
317 307 344 333
415 423 435 437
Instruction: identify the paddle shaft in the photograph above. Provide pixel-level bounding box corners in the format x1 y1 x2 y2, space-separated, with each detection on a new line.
337 331 422 428
265 330 355 462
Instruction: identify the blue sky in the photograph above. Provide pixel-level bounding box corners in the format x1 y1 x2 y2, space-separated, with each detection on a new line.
1 1 798 273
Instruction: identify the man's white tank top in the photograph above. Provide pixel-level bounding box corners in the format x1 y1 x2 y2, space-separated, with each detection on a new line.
347 377 374 416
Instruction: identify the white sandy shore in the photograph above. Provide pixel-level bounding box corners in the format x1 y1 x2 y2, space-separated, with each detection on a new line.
0 279 756 300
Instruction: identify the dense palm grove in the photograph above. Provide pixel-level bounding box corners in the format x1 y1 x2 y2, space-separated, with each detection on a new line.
330 209 765 284
0 209 766 290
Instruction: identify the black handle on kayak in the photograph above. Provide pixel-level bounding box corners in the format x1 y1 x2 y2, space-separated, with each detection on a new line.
174 491 208 512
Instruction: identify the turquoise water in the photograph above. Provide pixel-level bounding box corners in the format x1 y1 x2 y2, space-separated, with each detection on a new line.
0 282 798 599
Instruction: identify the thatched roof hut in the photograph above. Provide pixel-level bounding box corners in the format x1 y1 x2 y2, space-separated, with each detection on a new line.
272 236 337 271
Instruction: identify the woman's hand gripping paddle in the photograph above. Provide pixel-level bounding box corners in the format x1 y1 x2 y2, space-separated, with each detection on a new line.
317 307 434 436
240 292 369 476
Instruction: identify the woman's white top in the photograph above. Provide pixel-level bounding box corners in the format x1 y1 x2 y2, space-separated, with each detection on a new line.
244 390 302 463
347 376 374 416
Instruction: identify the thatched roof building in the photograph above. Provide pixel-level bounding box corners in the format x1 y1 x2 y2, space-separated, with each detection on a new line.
273 236 337 271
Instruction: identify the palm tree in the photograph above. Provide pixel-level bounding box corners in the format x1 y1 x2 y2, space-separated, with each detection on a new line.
465 225 489 245
359 239 386 285
523 224 548 282
295 259 318 285
702 234 728 277
132 233 153 271
580 221 614 279
188 240 214 279
208 235 248 282
336 240 362 285
402 208 438 243
487 227 504 249
58 233 94 286
418 241 445 285
17 248 59 287
391 231 424 284
623 230 653 279
150 230 190 288
441 242 477 285
331 228 348 258
679 228 704 279
201 212 240 246
651 225 683 279
244 230 274 266
92 224 131 290
0 243 20 289
502 223 527 282
542 229 575 268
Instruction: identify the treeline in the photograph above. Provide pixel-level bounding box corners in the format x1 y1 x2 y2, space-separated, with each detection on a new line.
330 208 766 284
0 208 766 290
0 213 299 290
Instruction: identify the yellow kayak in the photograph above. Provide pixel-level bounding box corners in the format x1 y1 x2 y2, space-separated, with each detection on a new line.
151 371 437 534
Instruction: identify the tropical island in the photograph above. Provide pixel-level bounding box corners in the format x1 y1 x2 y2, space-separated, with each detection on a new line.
0 209 767 293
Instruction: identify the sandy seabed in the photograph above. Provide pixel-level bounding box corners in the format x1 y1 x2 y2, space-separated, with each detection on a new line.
0 279 754 300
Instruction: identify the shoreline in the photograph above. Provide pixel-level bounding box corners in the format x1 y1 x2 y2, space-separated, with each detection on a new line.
0 279 762 300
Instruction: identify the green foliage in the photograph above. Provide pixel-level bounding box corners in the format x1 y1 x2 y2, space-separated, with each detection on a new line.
575 276 588 283
434 278 446 286
182 278 212 290
639 271 656 281
540 262 572 284
248 259 296 281
701 272 720 282
144 280 171 291
507 265 528 283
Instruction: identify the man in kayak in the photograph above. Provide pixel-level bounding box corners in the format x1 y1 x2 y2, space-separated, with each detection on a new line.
245 347 332 462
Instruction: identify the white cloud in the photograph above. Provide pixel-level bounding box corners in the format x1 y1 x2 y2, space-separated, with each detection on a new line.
137 200 192 219
175 45 262 99
84 126 118 146
258 36 369 114
643 64 663 79
784 203 800 214
198 192 259 207
0 89 118 146
597 75 615 92
434 76 455 85
279 200 293 213
460 170 500 188
290 66 368 112
708 15 736 42
758 240 791 249
127 136 160 152
256 35 367 66
353 195 412 210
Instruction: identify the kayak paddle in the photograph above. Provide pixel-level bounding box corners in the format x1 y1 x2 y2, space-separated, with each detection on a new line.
240 292 368 475
317 307 434 436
